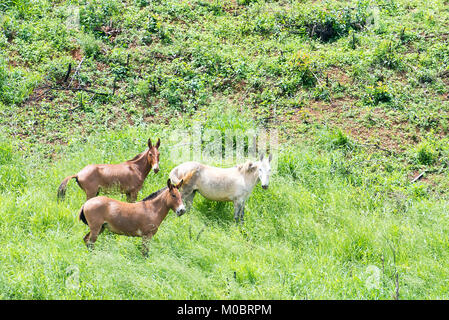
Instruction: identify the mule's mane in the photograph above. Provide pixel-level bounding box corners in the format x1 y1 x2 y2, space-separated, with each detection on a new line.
127 149 148 162
236 160 257 172
142 186 168 201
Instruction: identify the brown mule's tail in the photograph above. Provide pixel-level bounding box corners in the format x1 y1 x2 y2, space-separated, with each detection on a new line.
79 205 88 226
57 175 77 202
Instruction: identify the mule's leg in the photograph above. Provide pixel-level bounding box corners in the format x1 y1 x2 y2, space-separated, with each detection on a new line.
183 190 196 213
83 232 91 246
239 201 246 224
141 235 153 258
233 201 244 224
126 190 138 203
86 224 104 250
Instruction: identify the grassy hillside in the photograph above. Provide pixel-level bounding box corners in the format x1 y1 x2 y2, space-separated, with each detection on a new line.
1 0 449 299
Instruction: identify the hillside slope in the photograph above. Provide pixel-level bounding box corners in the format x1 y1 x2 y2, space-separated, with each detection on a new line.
0 0 449 299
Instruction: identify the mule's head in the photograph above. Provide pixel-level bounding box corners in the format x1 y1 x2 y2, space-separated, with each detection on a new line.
257 154 272 189
167 178 186 216
147 138 161 173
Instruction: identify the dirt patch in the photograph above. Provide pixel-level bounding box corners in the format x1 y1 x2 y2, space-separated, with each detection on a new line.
326 66 352 85
283 96 423 153
70 48 83 61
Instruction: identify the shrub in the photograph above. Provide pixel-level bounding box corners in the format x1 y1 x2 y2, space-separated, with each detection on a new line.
372 40 402 70
42 56 75 82
364 81 393 105
237 0 259 5
0 57 37 105
134 0 150 8
414 142 437 166
142 14 172 45
279 52 318 96
318 128 354 151
416 68 435 84
79 0 123 35
0 0 47 19
136 70 163 100
79 33 102 58
285 4 369 42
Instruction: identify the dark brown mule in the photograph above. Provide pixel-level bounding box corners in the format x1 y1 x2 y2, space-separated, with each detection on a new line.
58 138 161 202
79 178 187 257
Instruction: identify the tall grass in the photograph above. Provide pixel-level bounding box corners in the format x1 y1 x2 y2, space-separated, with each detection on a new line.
1 0 449 300
1 111 449 299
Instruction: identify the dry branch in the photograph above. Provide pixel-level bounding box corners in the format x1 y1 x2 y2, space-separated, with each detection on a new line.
63 63 72 83
411 171 426 183
37 86 109 96
69 57 85 87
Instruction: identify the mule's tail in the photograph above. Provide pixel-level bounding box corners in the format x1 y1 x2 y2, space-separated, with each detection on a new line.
57 175 77 202
79 205 88 226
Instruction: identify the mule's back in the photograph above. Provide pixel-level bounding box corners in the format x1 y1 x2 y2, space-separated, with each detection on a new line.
82 195 150 234
170 161 247 201
169 161 202 184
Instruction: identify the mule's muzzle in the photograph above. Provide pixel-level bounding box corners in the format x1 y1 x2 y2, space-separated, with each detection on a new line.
153 166 160 174
176 207 186 217
262 184 269 190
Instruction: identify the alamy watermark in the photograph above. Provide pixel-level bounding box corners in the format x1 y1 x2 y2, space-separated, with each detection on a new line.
167 123 279 171
65 265 80 291
364 265 381 290
64 5 80 30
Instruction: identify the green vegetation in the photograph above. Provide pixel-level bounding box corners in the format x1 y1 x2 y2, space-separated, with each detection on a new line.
0 0 448 299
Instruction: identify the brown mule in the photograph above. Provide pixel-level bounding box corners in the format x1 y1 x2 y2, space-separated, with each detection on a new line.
79 178 187 257
58 138 161 202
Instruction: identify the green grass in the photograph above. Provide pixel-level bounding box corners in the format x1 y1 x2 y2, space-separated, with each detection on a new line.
1 109 449 299
1 0 449 299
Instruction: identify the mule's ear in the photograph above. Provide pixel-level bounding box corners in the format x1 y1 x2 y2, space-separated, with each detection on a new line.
167 178 172 190
155 138 161 149
259 153 264 161
175 179 184 189
247 161 257 171
148 138 153 149
268 153 272 162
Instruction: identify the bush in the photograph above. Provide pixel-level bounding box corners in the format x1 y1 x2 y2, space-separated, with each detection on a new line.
279 52 318 95
416 68 435 84
79 33 102 58
372 40 403 70
0 0 48 19
0 57 37 105
237 0 259 5
318 128 354 151
142 14 172 45
42 56 75 82
285 4 369 42
414 142 437 166
364 81 393 105
79 0 123 35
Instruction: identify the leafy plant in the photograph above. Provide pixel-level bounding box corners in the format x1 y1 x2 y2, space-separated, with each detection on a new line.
364 81 393 105
373 40 403 70
414 142 437 166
